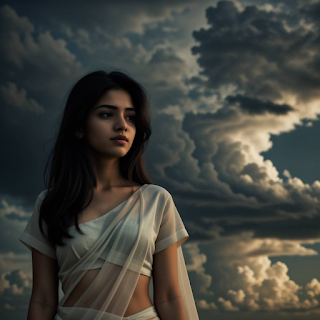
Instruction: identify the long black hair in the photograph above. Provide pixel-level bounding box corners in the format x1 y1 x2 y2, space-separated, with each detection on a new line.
38 70 153 248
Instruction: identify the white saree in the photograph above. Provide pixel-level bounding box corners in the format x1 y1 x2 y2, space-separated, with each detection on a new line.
19 184 199 319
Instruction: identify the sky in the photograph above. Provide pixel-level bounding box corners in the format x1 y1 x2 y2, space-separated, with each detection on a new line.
1 0 320 319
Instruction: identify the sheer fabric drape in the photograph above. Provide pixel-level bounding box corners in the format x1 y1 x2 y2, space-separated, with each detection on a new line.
19 184 200 319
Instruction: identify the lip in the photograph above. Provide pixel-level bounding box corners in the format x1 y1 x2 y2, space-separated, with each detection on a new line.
111 135 128 141
112 139 127 145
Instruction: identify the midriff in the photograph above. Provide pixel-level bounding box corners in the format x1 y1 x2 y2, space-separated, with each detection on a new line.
62 184 153 316
62 269 153 317
123 274 153 316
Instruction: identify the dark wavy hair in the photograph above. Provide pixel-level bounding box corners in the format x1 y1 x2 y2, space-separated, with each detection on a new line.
38 70 153 248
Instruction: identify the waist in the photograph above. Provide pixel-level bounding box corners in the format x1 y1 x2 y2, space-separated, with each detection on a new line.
123 286 153 317
55 305 159 320
62 271 151 308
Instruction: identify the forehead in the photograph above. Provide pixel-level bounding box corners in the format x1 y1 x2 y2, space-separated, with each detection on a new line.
93 89 134 110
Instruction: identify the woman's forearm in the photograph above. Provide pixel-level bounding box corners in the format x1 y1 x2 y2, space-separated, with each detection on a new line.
155 295 187 320
27 300 57 320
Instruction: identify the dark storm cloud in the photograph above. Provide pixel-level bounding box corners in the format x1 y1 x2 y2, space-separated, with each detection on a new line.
4 213 29 222
1 1 320 316
226 94 294 115
0 102 55 201
163 0 320 245
0 3 190 207
176 99 320 242
4 0 197 39
191 0 320 102
173 179 320 241
300 0 320 29
218 212 320 241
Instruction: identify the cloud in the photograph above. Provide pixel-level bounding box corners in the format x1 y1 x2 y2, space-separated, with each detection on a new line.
196 233 320 313
0 5 84 199
226 94 295 115
0 4 82 94
0 270 31 295
217 297 240 311
227 288 246 303
180 232 320 315
0 82 45 114
1 1 320 318
51 0 200 37
153 0 320 245
208 233 318 258
0 4 35 68
306 278 320 298
197 299 218 310
175 102 320 240
191 0 320 104
184 243 214 296
0 266 33 314
0 194 64 311
299 0 320 30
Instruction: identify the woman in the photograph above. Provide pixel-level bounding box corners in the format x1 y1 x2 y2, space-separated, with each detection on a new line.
19 70 199 320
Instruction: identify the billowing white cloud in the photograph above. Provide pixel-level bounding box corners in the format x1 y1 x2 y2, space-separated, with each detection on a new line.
227 289 245 303
197 299 218 310
306 278 320 298
217 297 240 311
195 233 320 314
184 243 214 296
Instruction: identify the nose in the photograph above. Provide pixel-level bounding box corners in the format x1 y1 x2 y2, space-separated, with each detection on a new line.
114 114 128 132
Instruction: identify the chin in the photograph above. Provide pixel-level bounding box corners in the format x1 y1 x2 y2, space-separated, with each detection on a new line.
111 150 129 157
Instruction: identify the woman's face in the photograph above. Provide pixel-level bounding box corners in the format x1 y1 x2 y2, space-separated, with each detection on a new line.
83 89 137 159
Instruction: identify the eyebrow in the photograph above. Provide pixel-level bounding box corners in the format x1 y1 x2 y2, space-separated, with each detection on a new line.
94 104 136 112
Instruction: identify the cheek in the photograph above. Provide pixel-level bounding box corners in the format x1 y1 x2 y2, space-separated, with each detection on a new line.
88 117 108 132
86 120 110 142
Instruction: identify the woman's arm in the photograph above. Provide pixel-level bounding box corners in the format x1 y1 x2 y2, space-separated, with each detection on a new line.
27 248 59 320
153 242 187 320
27 301 58 320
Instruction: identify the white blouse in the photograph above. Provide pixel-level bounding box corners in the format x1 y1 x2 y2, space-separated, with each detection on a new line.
19 184 189 278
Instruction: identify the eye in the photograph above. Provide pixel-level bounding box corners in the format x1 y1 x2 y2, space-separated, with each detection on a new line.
128 115 136 122
99 113 136 121
99 112 112 118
